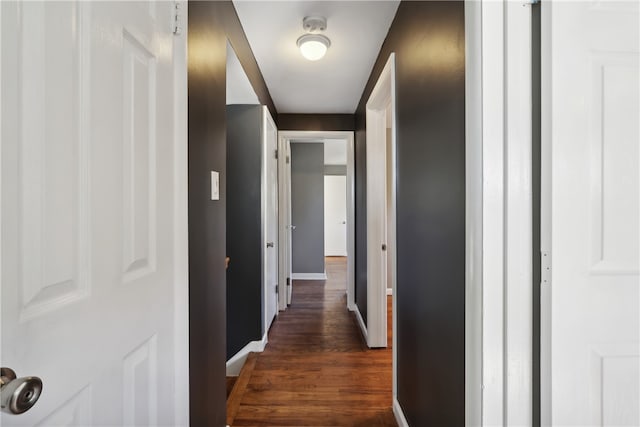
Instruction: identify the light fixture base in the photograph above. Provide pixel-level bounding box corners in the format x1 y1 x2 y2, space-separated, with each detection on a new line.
302 16 327 33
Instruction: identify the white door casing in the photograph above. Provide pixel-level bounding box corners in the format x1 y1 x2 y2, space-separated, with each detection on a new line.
364 53 396 349
263 107 278 332
542 1 640 425
277 137 293 308
324 175 347 257
1 1 188 425
278 131 355 310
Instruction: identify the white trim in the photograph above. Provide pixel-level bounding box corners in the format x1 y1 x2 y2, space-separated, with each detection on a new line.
481 1 534 425
540 1 552 425
465 1 483 426
172 4 189 426
278 131 355 310
225 332 268 376
354 305 368 343
291 272 327 281
386 288 393 296
365 53 396 350
393 398 410 427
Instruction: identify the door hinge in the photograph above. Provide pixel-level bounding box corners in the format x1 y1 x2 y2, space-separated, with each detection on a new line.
275 284 279 294
286 155 290 164
286 277 291 287
275 149 279 159
172 2 183 35
541 251 551 287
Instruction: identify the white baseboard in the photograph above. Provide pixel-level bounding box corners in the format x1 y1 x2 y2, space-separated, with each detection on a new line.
393 398 410 427
348 302 356 312
386 288 393 296
225 332 268 376
354 305 368 343
291 272 327 280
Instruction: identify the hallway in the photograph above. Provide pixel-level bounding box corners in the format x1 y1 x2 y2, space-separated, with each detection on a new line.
229 257 395 426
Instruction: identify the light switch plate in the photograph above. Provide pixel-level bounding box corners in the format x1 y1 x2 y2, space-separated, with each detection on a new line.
211 171 219 200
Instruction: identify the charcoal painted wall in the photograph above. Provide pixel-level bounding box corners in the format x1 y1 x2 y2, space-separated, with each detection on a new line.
226 105 264 360
278 114 355 131
354 2 466 425
188 2 275 425
290 143 325 274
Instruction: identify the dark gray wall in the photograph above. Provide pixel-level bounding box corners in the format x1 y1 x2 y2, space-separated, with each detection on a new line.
226 105 264 360
278 114 355 131
291 143 325 274
324 164 347 176
188 2 275 425
354 2 466 425
532 3 542 425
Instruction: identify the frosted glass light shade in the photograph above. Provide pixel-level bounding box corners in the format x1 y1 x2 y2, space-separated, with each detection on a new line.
297 34 331 61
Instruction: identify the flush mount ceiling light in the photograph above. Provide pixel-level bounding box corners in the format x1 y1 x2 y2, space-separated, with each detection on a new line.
297 16 331 61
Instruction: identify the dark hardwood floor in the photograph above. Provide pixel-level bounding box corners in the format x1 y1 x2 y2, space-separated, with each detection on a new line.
229 257 396 426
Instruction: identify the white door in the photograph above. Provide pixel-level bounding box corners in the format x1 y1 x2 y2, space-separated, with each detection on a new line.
544 1 639 425
278 138 293 308
278 138 293 310
263 108 278 331
324 176 347 256
1 1 188 425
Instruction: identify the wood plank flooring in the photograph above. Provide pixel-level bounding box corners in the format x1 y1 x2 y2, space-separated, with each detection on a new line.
230 257 396 426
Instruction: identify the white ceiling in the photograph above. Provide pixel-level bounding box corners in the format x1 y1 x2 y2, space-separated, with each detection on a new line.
232 1 400 114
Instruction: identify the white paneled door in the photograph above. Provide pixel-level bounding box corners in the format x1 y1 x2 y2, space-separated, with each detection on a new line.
1 1 188 426
324 175 347 256
263 108 278 332
544 1 639 425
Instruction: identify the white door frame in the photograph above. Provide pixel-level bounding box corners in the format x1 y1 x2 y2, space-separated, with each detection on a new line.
464 1 483 425
277 131 355 311
172 2 190 425
364 53 396 351
468 1 535 425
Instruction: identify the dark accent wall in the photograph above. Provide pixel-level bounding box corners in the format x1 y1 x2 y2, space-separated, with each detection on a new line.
291 143 325 274
532 3 542 426
278 114 355 131
188 2 275 425
354 2 466 425
226 105 264 360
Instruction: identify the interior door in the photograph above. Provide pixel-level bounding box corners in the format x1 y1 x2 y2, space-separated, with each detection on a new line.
278 138 293 308
1 2 187 425
324 175 347 256
544 1 639 425
285 142 294 306
263 108 278 331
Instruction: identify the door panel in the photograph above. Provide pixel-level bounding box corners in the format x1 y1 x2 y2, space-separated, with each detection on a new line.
1 2 185 425
546 1 639 424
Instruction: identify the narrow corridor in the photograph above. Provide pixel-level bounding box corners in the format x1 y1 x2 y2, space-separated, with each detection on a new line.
229 257 395 426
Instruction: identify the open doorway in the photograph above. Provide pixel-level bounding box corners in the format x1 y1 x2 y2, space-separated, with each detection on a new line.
277 131 355 311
